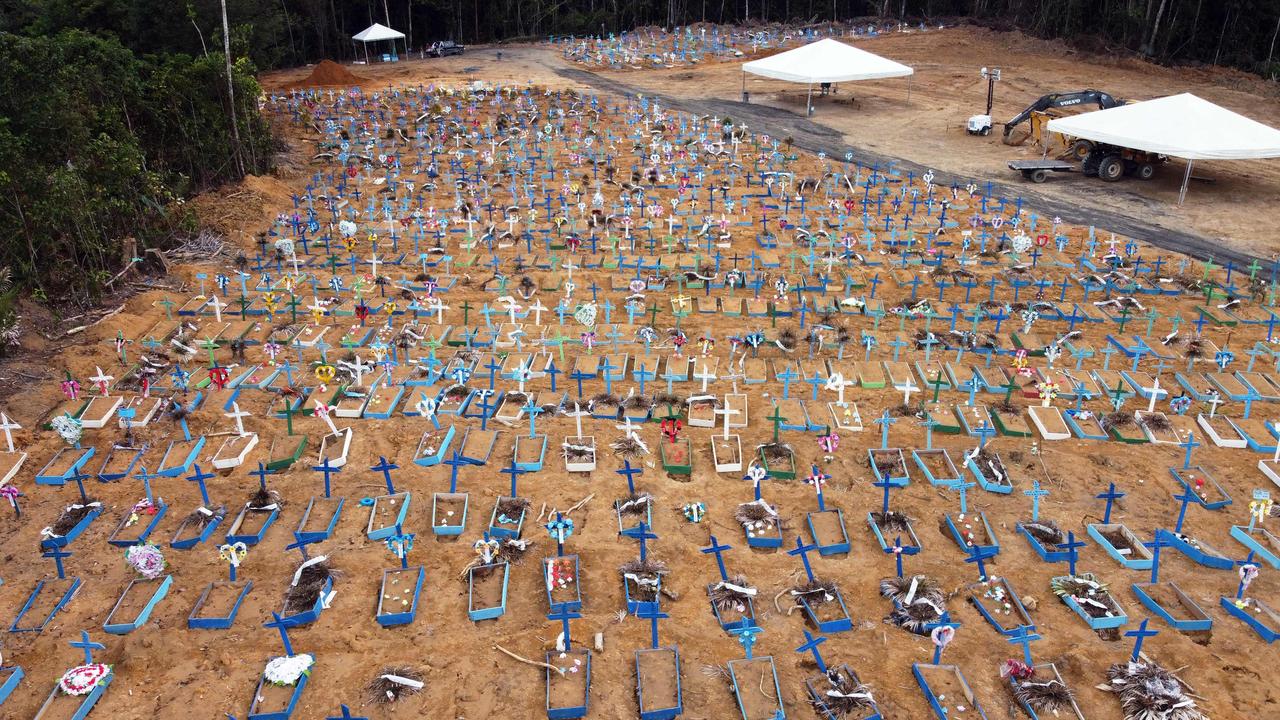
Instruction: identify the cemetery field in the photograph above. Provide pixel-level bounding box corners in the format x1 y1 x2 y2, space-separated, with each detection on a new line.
0 22 1277 720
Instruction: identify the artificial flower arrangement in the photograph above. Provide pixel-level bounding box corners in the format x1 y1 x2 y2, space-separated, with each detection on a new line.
125 498 160 528
58 663 111 696
124 542 167 580
263 653 315 686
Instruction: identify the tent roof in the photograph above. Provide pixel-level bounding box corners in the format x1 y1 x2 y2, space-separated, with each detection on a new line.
742 38 913 84
1046 93 1280 161
353 23 405 42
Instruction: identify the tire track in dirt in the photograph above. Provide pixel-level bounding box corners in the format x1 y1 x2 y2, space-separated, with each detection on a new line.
556 66 1263 269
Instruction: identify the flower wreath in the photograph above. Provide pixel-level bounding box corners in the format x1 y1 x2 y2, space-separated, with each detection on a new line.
59 663 111 696
263 653 314 687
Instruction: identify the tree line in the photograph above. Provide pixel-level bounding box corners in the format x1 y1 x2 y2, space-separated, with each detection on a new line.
2 2 1277 78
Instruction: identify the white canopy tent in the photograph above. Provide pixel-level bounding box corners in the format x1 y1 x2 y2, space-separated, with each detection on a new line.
352 23 407 65
1047 93 1280 204
741 38 914 114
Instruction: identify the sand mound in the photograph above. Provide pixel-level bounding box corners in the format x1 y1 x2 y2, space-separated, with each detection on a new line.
292 59 367 88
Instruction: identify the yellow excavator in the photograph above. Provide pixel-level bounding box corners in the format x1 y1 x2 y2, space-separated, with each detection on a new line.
1001 89 1124 159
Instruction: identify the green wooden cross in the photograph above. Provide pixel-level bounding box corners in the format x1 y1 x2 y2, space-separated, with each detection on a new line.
767 404 787 443
238 294 250 319
200 336 220 368
1248 259 1263 280
647 302 661 326
1202 255 1217 280
460 300 473 326
158 297 175 320
929 370 946 403
287 294 302 323
1002 375 1020 405
1116 307 1131 333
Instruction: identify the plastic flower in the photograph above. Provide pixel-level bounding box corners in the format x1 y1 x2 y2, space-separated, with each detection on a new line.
264 654 315 686
59 664 111 696
124 542 167 579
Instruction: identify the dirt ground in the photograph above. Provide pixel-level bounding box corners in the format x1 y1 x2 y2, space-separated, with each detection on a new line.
0 25 1277 720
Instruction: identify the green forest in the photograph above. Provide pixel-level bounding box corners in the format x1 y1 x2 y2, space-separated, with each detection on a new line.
0 0 1277 310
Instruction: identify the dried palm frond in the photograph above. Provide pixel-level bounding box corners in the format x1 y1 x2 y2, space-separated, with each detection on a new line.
1021 520 1065 545
284 559 334 614
591 392 620 407
623 394 653 410
1137 413 1171 431
708 574 756 611
878 574 943 605
887 403 914 417
185 504 226 530
496 497 530 518
366 666 424 704
50 499 101 536
610 435 645 458
1013 675 1075 714
1105 661 1206 720
810 668 877 718
887 598 945 634
654 391 684 407
792 577 839 607
616 492 653 516
1101 411 1134 430
496 537 532 565
735 501 779 527
869 511 912 533
759 442 793 463
248 487 281 511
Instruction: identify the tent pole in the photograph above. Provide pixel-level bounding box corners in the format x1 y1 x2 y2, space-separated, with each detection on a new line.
807 82 812 116
1179 159 1193 206
741 71 747 103
364 41 369 65
907 72 912 103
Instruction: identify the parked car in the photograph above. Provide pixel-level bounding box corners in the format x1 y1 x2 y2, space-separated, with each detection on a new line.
427 41 464 57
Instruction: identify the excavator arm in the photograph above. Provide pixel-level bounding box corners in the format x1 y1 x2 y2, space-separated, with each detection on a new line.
1002 90 1122 141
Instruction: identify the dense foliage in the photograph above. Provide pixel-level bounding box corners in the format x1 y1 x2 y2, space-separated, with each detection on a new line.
3 1 1274 78
0 29 273 303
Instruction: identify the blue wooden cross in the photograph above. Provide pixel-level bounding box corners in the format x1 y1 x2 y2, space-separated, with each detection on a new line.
599 356 616 395
1146 532 1168 584
873 477 895 513
1179 431 1200 470
873 410 896 449
919 416 939 449
965 544 996 580
371 456 399 495
730 624 763 660
623 522 659 562
616 459 642 494
1059 531 1086 576
975 420 996 449
805 464 831 511
250 461 271 491
1172 487 1197 533
788 535 820 582
264 611 295 656
777 366 799 399
500 459 526 498
1024 479 1049 521
547 605 581 651
1124 619 1158 662
546 359 561 392
1235 552 1258 598
1006 625 1040 666
1097 482 1125 524
44 546 71 579
484 356 501 389
636 604 669 649
312 456 341 498
795 630 828 673
476 392 497 431
702 535 732 582
924 612 961 664
443 451 468 493
326 705 368 720
186 464 214 507
570 369 591 398
70 630 105 665
285 532 317 561
954 478 976 514
523 395 545 438
134 466 157 504
886 535 905 577
68 468 90 503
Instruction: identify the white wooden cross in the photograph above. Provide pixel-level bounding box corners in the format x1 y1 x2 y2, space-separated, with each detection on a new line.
529 299 547 326
1144 376 1160 414
429 297 449 324
309 297 327 319
695 363 717 393
0 412 20 453
368 252 381 279
1207 391 1221 419
714 405 740 440
208 295 226 323
567 402 590 438
899 377 919 406
90 366 113 397
825 372 853 405
313 400 339 436
350 356 371 387
224 402 250 437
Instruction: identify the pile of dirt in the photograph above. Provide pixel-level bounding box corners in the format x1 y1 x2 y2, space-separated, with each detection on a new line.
291 59 367 88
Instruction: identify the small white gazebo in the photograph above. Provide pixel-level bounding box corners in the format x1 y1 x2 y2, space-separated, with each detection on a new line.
352 23 407 64
1047 93 1280 204
742 38 914 114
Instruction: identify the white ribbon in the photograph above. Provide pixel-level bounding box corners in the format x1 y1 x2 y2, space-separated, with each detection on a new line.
291 554 328 587
380 674 424 689
713 581 757 597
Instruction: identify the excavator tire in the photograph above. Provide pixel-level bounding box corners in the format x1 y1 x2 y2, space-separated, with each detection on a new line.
1082 149 1102 177
1069 139 1093 161
1135 162 1156 180
1098 155 1125 182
